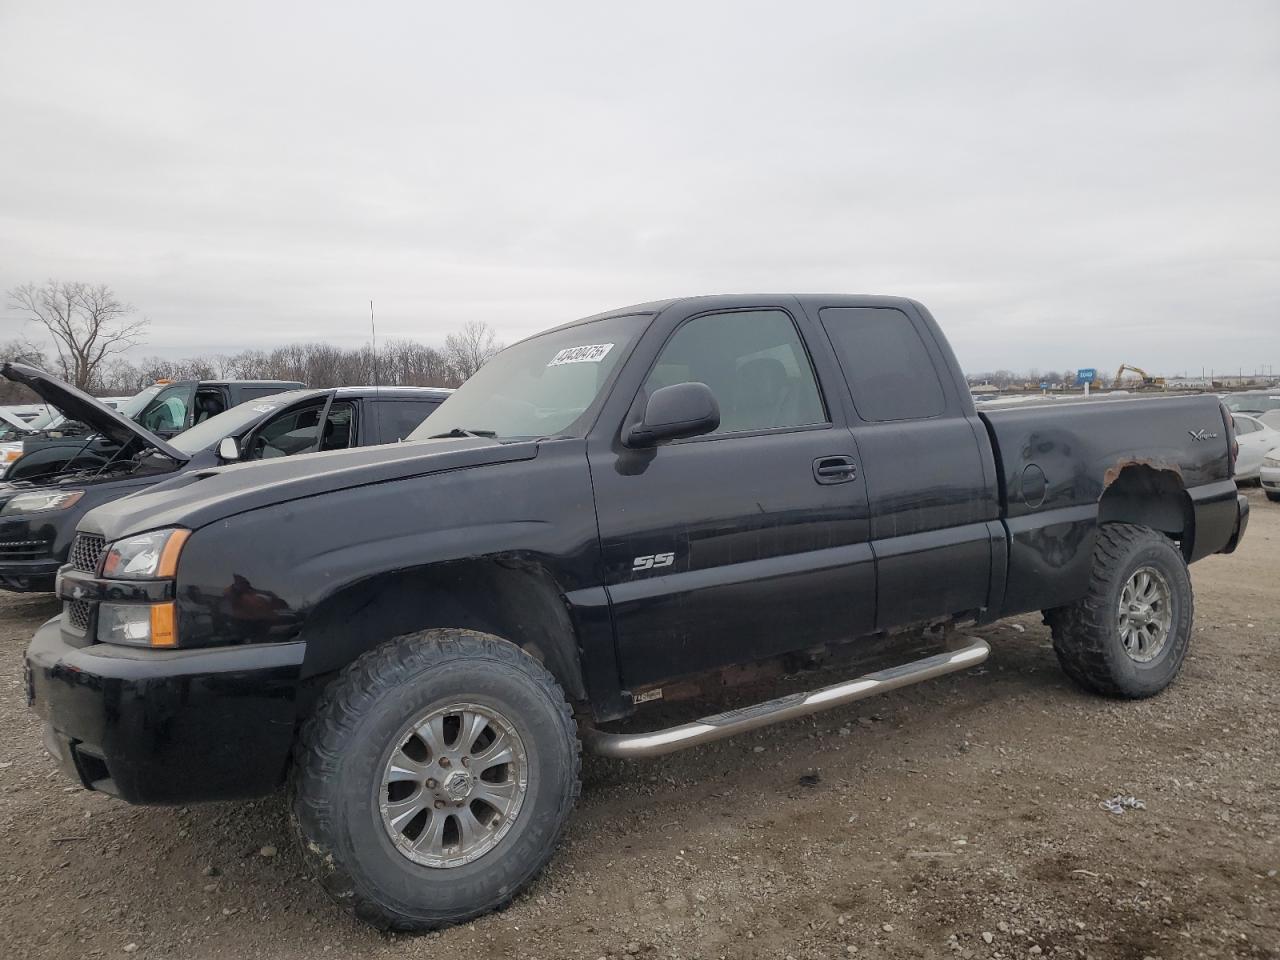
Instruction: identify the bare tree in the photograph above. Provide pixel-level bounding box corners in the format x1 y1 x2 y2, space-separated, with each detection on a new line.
444 321 503 381
7 281 148 390
0 338 53 403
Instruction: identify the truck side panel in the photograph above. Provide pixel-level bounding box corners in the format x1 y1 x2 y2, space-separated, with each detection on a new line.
981 395 1235 618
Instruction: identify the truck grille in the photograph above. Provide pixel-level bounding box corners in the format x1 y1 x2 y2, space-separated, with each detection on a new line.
70 534 106 573
0 538 53 561
66 599 92 635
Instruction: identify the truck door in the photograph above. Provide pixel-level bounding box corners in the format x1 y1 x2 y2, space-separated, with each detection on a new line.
800 299 1001 629
588 300 876 690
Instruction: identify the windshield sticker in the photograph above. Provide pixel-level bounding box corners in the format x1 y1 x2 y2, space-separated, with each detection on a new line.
251 404 280 413
547 343 614 366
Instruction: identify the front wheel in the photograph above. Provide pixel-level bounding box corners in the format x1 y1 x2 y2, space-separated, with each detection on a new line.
289 628 581 931
1266 490 1280 503
1046 522 1194 698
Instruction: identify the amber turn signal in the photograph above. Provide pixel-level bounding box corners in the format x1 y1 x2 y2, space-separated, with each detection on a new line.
149 602 177 648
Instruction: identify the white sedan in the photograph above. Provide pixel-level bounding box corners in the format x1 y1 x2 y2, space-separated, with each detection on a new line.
1232 413 1280 483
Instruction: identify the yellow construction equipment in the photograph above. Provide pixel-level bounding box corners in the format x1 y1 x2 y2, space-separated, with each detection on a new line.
1114 364 1166 390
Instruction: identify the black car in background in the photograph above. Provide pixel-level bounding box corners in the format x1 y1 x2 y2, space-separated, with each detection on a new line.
3 375 305 483
0 364 451 591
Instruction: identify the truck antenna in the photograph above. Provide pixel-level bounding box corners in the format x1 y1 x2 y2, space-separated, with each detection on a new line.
370 299 384 439
370 300 379 390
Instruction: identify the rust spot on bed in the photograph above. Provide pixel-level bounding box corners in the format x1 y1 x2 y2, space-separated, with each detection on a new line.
1102 458 1184 490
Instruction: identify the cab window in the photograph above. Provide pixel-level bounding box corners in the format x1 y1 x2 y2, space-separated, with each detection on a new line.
247 401 356 460
372 399 441 442
643 310 826 435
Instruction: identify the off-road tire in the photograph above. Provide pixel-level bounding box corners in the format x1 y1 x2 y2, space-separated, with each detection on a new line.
289 628 581 931
1046 522 1193 698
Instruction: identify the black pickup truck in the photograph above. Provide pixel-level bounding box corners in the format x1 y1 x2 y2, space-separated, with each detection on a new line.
0 364 450 591
26 295 1248 931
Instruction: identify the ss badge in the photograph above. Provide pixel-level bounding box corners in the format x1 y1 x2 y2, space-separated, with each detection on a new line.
632 552 674 571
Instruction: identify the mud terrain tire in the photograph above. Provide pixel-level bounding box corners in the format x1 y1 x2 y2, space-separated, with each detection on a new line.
1047 523 1193 699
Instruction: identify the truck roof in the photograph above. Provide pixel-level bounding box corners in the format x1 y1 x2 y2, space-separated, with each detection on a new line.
537 293 923 339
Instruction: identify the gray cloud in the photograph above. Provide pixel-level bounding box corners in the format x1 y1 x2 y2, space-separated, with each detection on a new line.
1 0 1277 376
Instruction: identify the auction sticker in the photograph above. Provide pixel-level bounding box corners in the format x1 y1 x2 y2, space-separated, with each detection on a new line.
548 343 614 366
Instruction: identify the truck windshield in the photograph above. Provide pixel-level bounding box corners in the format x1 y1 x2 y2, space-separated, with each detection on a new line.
117 384 165 420
409 315 645 441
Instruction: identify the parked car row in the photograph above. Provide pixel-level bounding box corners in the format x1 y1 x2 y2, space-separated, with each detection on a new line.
0 364 450 591
18 295 1250 933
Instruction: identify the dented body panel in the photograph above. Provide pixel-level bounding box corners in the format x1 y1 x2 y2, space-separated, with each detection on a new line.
980 394 1238 614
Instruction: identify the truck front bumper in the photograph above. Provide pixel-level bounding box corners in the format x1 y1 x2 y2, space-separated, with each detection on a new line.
0 514 63 591
25 616 306 804
1261 463 1280 497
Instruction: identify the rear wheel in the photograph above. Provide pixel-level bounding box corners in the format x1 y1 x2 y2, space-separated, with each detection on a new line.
290 628 580 930
1266 491 1280 502
1046 523 1193 698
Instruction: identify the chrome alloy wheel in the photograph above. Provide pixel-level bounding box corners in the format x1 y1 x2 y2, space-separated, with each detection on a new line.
378 702 529 868
1117 566 1173 663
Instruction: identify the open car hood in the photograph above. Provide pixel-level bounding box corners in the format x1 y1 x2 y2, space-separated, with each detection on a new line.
0 363 189 462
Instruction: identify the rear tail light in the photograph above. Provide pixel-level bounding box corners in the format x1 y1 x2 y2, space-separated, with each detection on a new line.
1219 403 1237 476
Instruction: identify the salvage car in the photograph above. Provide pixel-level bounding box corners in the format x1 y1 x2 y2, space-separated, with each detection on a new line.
26 295 1249 931
1260 451 1280 501
1229 413 1280 483
3 375 305 482
1224 391 1280 418
0 364 450 591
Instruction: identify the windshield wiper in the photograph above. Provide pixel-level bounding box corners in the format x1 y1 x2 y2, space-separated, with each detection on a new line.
429 427 498 439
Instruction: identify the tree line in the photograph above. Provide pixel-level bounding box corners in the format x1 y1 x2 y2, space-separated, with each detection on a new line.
2 280 502 404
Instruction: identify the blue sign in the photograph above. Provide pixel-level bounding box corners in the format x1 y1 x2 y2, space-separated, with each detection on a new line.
1075 368 1097 386
1039 382 1049 389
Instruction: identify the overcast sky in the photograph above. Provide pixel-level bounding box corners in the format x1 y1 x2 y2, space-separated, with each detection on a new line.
1 1 1277 376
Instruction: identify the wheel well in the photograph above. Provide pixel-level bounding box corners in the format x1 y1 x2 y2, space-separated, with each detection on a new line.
1098 464 1194 559
297 558 587 702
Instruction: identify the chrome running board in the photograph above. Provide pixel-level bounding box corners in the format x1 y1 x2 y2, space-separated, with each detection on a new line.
582 637 990 759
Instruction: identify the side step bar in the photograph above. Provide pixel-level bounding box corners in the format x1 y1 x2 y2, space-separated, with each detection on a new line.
582 636 990 759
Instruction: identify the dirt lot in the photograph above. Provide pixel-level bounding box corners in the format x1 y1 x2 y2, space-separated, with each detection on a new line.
1 491 1276 960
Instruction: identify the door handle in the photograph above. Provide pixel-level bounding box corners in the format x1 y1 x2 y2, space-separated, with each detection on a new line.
813 456 858 484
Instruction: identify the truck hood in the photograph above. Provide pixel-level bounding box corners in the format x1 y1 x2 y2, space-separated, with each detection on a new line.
78 436 539 541
0 363 188 462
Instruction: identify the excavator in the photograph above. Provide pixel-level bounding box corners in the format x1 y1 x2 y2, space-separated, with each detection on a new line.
1114 363 1166 390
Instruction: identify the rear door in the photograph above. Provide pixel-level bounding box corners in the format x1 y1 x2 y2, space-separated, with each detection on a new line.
800 298 1000 629
589 299 876 689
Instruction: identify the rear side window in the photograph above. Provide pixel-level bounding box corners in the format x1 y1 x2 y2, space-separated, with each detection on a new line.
373 399 441 442
820 307 946 422
1232 416 1259 435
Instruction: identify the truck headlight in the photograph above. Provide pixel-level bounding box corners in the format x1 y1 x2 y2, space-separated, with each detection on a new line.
0 442 23 464
1264 454 1280 468
101 528 191 579
98 601 177 647
1 489 84 515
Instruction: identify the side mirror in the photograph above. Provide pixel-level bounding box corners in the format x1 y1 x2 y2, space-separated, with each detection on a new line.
217 437 241 461
625 382 720 448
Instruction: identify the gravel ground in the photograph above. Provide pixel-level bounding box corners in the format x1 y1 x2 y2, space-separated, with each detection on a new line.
1 489 1276 960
